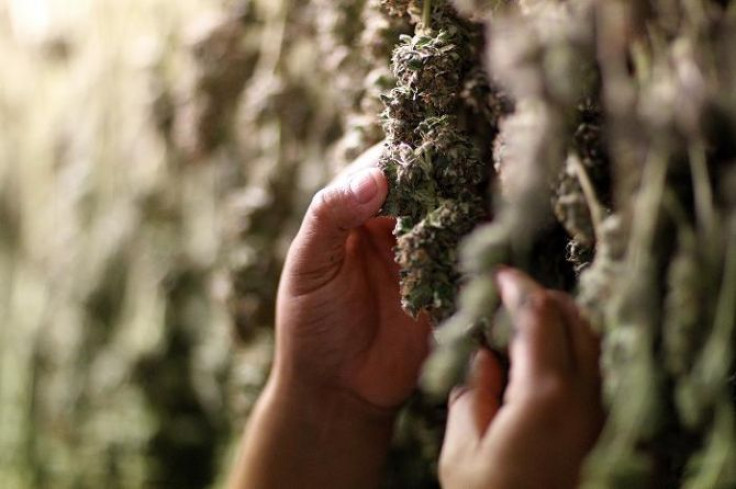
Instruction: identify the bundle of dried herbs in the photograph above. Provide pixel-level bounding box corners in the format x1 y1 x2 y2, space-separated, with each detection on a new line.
419 1 736 487
379 0 502 324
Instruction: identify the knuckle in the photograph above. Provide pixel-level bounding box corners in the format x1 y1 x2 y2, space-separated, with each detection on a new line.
309 185 351 226
310 188 330 215
438 455 460 488
439 454 482 489
533 372 573 407
308 188 337 225
524 290 555 316
514 291 559 335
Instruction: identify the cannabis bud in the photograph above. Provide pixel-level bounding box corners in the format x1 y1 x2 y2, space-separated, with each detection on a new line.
379 0 490 325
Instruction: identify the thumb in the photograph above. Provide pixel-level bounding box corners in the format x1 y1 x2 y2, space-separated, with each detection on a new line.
441 349 504 460
284 167 388 294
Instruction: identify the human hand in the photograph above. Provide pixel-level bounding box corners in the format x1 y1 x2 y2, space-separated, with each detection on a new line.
439 269 604 489
273 144 432 411
230 147 432 489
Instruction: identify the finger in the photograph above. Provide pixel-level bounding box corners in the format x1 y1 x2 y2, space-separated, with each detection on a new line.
470 349 504 430
548 291 601 381
363 217 398 268
441 349 504 458
284 168 388 295
496 268 574 380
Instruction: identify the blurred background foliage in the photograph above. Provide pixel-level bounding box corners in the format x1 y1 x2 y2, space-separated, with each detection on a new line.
0 0 353 486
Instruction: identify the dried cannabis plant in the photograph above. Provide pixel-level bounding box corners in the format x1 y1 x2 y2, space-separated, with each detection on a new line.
416 0 736 487
379 0 504 324
4 0 736 487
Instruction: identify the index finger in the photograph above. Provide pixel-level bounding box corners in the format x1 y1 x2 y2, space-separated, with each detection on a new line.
496 269 574 388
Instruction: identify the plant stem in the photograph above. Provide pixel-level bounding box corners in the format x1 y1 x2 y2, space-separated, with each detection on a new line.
571 155 606 242
423 0 432 28
688 140 715 236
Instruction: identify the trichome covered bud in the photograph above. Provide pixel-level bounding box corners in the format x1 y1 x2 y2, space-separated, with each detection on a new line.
379 0 491 324
391 28 468 112
396 197 487 322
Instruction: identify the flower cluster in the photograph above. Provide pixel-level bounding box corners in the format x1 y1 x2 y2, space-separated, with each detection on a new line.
379 1 490 324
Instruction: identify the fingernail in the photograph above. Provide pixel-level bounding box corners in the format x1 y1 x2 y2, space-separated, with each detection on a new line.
449 385 469 404
495 270 530 316
494 269 513 297
349 170 379 204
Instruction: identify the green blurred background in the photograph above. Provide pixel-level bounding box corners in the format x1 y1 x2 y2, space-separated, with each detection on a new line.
0 0 375 486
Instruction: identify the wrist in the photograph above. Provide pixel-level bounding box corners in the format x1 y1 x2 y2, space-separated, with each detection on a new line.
234 368 397 489
266 364 398 433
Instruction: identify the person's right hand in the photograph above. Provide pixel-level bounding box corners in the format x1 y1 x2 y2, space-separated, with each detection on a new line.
229 146 431 489
439 268 604 489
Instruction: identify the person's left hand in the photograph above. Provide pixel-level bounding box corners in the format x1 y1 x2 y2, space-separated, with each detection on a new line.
274 145 432 412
